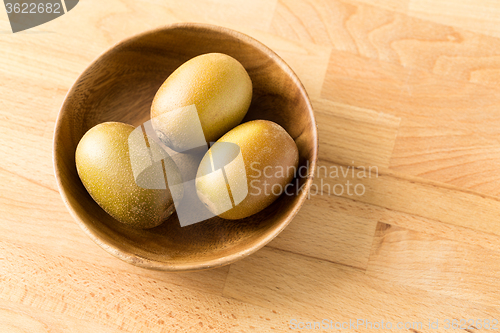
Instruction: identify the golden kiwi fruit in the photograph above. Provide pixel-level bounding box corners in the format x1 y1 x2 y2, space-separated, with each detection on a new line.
75 122 183 229
151 53 252 151
76 54 299 226
195 120 299 220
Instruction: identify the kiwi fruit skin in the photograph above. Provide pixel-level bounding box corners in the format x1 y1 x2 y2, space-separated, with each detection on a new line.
75 122 182 229
196 120 299 220
151 53 252 152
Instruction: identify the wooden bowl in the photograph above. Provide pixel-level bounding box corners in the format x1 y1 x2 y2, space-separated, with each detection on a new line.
53 23 318 271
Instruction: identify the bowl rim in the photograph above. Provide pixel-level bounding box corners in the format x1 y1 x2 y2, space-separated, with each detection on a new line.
53 22 318 272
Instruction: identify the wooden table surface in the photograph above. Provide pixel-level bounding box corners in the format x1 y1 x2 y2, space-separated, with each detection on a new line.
2 0 500 332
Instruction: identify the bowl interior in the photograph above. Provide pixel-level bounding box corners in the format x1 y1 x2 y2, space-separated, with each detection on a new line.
54 23 317 271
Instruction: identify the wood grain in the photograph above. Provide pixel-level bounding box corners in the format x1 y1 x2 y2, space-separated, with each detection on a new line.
3 0 500 331
409 0 500 38
316 160 500 236
0 168 230 296
268 193 378 269
313 98 401 168
322 48 500 196
240 30 332 99
223 247 500 332
271 0 500 87
368 222 500 307
0 299 124 333
0 241 294 333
